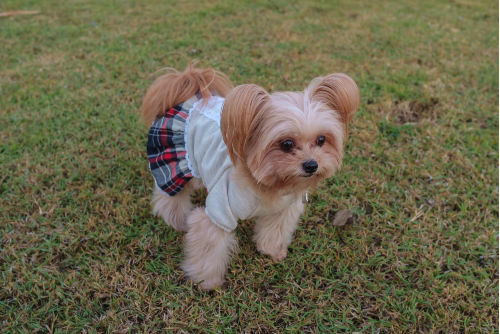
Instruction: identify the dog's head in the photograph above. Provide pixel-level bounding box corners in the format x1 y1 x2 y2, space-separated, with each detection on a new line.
221 73 359 193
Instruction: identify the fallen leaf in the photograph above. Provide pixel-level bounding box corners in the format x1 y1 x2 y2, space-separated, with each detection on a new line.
333 209 355 226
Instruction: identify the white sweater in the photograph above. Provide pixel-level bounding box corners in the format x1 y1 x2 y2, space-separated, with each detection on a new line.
186 96 260 232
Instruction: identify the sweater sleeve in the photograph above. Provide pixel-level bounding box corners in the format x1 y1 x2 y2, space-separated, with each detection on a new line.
205 170 257 232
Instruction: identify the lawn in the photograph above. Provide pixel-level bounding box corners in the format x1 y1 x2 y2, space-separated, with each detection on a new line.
0 0 498 332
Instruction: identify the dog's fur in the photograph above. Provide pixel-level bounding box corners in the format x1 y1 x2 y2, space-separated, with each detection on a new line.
142 65 359 289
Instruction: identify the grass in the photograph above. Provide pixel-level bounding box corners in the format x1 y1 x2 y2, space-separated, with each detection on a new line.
0 0 498 332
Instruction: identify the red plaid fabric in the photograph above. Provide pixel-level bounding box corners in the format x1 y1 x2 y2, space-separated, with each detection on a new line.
147 97 198 196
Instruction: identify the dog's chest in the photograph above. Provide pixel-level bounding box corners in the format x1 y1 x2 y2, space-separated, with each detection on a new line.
253 194 299 217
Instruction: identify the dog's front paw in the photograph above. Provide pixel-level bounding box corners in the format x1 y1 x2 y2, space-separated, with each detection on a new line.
270 248 288 263
257 244 288 263
271 248 288 263
199 277 224 290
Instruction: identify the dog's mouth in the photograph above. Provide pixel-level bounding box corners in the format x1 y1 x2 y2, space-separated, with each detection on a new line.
300 173 314 178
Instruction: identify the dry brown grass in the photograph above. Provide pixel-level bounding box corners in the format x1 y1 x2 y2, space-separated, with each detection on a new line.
1 0 497 332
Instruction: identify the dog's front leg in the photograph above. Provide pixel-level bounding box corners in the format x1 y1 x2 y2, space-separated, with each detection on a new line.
181 208 238 290
253 199 304 262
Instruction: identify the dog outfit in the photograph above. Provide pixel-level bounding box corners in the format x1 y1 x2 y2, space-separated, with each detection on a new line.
147 95 259 232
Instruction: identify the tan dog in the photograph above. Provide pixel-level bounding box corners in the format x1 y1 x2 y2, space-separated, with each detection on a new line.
142 65 359 289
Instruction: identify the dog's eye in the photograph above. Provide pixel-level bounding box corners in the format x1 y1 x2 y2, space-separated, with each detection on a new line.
280 139 294 152
316 135 325 147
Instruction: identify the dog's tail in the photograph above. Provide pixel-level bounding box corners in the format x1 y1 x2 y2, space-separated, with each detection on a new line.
141 64 233 125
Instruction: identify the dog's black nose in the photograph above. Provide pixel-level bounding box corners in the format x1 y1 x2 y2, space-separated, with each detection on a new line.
303 160 318 174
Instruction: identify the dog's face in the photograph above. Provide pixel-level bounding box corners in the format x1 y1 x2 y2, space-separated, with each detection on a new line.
245 91 345 192
221 74 359 193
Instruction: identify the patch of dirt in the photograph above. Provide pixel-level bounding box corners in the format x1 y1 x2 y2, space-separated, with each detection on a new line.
392 98 439 124
363 202 374 215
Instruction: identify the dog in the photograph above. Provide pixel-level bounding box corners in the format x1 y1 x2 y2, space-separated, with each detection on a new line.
142 65 359 289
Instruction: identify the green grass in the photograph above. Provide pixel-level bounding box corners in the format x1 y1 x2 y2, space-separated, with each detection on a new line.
0 0 498 332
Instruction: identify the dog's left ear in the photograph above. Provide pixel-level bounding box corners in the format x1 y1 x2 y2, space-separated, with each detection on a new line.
309 73 360 126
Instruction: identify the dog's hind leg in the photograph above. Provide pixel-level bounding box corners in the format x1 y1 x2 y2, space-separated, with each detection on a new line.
152 182 196 232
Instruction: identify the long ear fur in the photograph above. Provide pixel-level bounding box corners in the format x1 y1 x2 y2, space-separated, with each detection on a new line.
141 65 233 125
309 73 360 126
221 84 270 164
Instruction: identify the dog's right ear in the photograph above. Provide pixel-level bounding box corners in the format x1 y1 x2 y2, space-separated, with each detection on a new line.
221 84 270 164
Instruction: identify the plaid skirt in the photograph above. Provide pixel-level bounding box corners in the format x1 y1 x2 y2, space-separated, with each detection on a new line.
146 97 198 196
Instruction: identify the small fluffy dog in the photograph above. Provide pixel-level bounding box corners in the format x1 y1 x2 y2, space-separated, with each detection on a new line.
142 65 359 289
